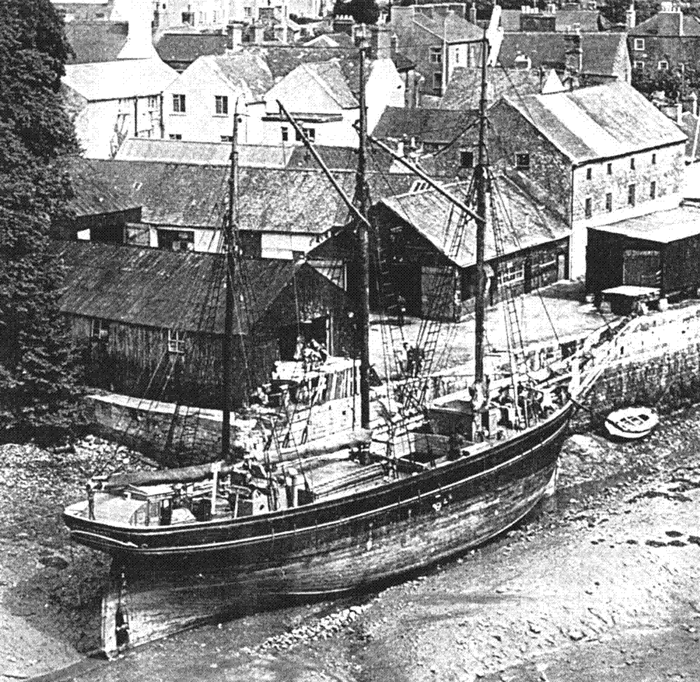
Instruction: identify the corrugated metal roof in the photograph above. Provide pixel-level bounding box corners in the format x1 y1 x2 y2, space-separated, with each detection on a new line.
62 57 178 100
380 174 569 268
373 106 476 144
51 240 302 334
503 81 687 163
115 138 289 167
440 67 542 111
590 205 700 243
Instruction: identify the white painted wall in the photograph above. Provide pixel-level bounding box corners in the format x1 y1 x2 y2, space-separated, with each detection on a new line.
365 58 406 133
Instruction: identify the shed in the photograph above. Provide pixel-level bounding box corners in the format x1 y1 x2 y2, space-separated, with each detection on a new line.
586 204 700 303
52 241 357 408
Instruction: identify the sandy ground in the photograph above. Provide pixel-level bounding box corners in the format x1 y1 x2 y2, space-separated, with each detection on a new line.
1 403 699 682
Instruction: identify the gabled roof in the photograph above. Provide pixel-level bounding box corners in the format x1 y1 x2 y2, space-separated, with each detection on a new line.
64 21 128 63
440 66 542 111
629 10 700 36
65 156 141 217
51 240 312 334
677 111 700 159
498 32 627 76
500 8 602 32
286 145 358 170
78 160 416 233
501 81 687 164
412 11 483 44
265 59 358 112
373 107 476 144
302 32 356 48
380 174 569 268
115 139 289 167
62 57 178 100
155 32 230 66
204 53 274 100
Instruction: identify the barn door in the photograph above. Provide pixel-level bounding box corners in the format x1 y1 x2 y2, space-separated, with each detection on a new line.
622 250 660 287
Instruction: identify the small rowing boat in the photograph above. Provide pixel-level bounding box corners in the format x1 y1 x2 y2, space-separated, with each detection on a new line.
605 407 659 441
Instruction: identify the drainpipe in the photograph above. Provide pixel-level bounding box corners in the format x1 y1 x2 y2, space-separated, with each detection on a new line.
134 96 139 137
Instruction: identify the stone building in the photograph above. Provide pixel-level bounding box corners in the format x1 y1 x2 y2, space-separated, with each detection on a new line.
488 81 687 277
628 3 700 75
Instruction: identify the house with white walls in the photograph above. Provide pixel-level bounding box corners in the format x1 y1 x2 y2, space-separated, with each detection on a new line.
60 0 178 158
163 52 273 144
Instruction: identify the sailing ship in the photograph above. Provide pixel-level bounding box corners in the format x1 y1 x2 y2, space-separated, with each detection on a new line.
63 33 593 656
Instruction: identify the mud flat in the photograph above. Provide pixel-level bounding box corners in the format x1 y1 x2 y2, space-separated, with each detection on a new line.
2 407 700 682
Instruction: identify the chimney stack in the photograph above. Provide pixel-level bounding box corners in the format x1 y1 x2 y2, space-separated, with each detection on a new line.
469 3 477 24
626 3 636 29
227 21 244 49
369 25 392 60
115 0 156 60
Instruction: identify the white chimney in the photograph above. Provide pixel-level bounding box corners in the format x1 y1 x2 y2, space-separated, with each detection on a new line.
115 0 157 60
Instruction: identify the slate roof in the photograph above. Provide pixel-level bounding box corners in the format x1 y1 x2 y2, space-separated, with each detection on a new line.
51 240 307 334
302 32 355 47
155 32 230 66
412 11 484 44
115 139 289 167
500 9 602 32
62 58 178 100
440 67 542 111
498 32 627 76
380 174 569 268
64 21 128 63
501 81 687 164
78 160 416 233
373 107 476 144
590 205 700 243
203 53 274 100
677 111 700 159
629 10 700 36
65 157 141 217
286 145 358 170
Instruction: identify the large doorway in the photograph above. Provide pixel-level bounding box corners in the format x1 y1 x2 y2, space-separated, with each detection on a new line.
277 316 329 361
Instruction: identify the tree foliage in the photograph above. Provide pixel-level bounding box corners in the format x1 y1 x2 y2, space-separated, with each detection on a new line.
600 0 659 25
0 0 82 439
332 0 380 25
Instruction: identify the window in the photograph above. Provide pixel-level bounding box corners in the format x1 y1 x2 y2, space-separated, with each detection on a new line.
244 6 252 15
658 60 669 70
168 329 185 354
454 47 461 64
215 95 228 115
630 157 635 170
586 167 592 180
91 318 109 340
429 47 442 64
652 152 657 165
460 150 474 168
147 95 158 109
158 229 194 251
650 180 656 199
221 135 233 142
605 192 612 212
607 162 612 175
628 183 636 206
633 60 645 70
172 94 186 113
169 133 182 140
515 152 530 170
432 71 443 95
295 127 315 142
281 126 289 142
585 197 592 218
633 38 645 51
500 260 525 285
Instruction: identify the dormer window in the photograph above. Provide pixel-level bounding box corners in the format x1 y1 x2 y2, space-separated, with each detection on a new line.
92 318 109 340
168 329 185 354
515 152 530 170
633 38 645 51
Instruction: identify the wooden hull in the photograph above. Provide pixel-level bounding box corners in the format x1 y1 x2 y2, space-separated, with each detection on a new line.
67 404 573 655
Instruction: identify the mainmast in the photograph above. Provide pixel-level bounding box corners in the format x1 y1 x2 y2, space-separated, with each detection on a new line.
355 25 371 431
221 103 240 459
473 34 489 388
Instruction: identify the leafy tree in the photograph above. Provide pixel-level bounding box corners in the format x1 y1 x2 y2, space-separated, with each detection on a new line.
600 0 660 25
0 0 82 439
333 0 380 25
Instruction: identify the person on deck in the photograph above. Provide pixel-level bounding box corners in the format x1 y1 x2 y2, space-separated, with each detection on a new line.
396 295 406 327
86 481 95 520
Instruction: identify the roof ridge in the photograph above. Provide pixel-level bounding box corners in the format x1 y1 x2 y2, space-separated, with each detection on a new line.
300 60 357 108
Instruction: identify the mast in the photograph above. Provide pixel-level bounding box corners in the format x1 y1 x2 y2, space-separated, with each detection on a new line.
222 102 239 459
474 35 489 386
356 25 371 431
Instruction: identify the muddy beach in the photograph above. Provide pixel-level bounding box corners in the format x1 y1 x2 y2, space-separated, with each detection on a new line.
1 406 699 682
